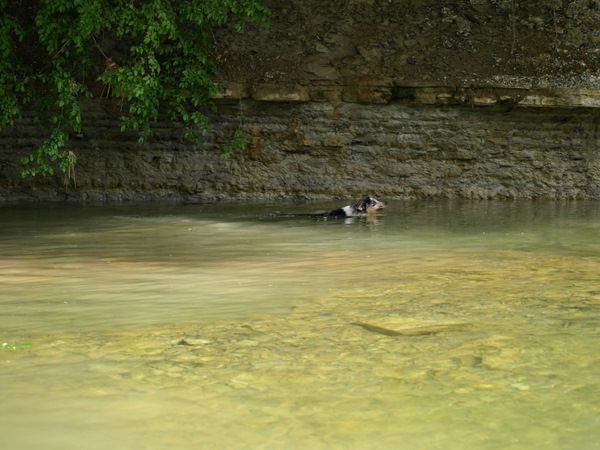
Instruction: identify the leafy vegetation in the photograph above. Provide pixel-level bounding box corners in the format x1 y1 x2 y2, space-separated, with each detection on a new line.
0 0 269 176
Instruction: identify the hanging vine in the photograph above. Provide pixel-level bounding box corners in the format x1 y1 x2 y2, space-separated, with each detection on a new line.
0 0 270 177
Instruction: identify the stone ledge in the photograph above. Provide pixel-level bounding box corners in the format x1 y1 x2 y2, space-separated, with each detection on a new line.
390 85 600 108
215 82 600 108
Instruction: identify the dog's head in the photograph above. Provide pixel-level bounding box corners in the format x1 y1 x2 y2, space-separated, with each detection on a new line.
354 196 386 213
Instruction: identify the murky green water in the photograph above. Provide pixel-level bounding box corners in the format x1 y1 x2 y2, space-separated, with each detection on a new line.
1 200 600 449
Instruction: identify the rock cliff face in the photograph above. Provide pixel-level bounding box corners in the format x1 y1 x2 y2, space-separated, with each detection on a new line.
2 99 599 202
214 0 600 88
1 0 600 203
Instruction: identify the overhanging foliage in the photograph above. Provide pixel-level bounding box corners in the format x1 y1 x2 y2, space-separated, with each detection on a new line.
0 0 269 176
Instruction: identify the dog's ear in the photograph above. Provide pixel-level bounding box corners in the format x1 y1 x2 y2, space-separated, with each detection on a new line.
354 197 368 212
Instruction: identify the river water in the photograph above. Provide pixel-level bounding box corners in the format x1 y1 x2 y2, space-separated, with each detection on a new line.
1 200 600 449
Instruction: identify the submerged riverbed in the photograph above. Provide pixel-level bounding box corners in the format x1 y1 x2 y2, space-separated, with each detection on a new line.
1 200 600 449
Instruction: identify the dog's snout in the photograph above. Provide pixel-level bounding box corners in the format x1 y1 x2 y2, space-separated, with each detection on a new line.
373 198 386 208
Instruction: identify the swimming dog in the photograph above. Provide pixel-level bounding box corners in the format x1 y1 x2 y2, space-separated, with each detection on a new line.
278 196 386 218
324 196 386 217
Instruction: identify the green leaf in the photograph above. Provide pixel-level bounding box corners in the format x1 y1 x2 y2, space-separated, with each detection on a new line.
2 0 270 177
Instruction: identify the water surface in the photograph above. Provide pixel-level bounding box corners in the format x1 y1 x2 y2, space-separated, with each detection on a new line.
1 200 600 449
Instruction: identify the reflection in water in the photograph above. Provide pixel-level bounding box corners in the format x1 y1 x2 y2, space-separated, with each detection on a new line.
1 200 600 449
